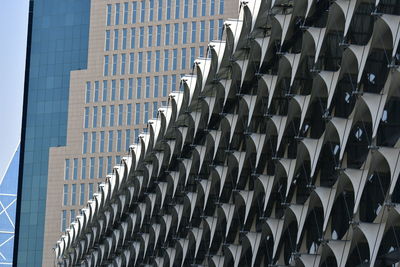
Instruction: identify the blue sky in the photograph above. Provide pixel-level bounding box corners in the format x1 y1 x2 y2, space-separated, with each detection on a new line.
0 1 29 178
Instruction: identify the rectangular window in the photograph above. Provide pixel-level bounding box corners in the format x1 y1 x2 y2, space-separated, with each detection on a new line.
107 156 112 174
101 106 106 127
91 132 96 153
210 0 215 15
80 184 85 205
132 2 137 23
144 102 149 123
147 51 152 73
118 104 123 126
153 102 158 118
109 105 115 127
85 82 91 103
155 50 160 72
105 30 110 51
209 20 215 40
108 131 114 152
156 25 161 47
193 0 198 17
201 0 206 16
181 48 187 69
112 54 117 75
219 0 224 14
149 0 154 21
183 23 188 44
102 80 107 101
175 0 180 19
61 210 67 231
135 103 141 124
190 47 196 66
158 0 163 20
199 46 205 57
117 130 122 152
154 76 159 97
172 75 177 91
127 104 132 125
139 27 144 48
164 50 169 71
90 158 95 179
63 184 68 205
166 0 171 19
71 184 77 205
128 78 133 99
141 0 146 22
70 210 75 223
83 133 88 154
218 19 224 39
115 3 120 25
81 158 86 179
114 29 119 50
111 80 116 100
100 131 105 152
184 0 189 18
165 24 170 45
125 129 131 151
65 159 70 180
73 159 78 180
138 52 143 73
116 156 121 165
137 78 142 99
129 53 135 74
145 77 150 98
119 79 125 100
162 75 168 97
174 23 179 45
98 157 104 178
131 28 136 49
192 22 197 43
122 28 127 49
173 49 177 70
89 183 94 199
124 2 129 24
94 81 99 102
200 21 205 42
148 26 153 47
104 56 109 76
107 4 112 26
84 107 89 128
134 129 140 143
93 107 98 128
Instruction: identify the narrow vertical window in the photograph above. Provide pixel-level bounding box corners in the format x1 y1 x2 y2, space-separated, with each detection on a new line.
140 0 146 22
148 26 153 47
121 54 126 75
65 159 70 180
73 159 78 180
112 54 118 75
149 0 154 21
218 19 224 39
128 78 133 99
117 130 122 152
175 0 180 19
155 50 161 72
85 82 91 103
156 25 161 46
191 22 197 43
80 184 85 205
81 158 87 179
137 78 142 98
173 49 178 70
162 75 168 97
164 50 169 71
118 104 123 126
138 52 143 73
127 104 132 126
71 184 77 205
93 106 98 127
166 0 171 19
98 157 104 178
132 2 137 23
174 23 179 44
147 52 152 73
70 210 75 223
100 131 105 152
125 129 131 151
181 48 187 69
107 156 112 174
219 0 224 14
63 185 68 205
153 102 158 118
83 133 88 154
94 81 99 102
136 104 141 124
61 210 67 231
90 158 95 179
139 27 144 48
193 0 198 17
210 0 215 15
115 3 120 25
199 46 205 57
120 79 125 100
201 0 206 16
89 183 94 199
172 75 177 91
209 20 215 40
111 80 116 100
106 4 112 26
101 106 106 127
165 24 170 45
124 2 129 24
108 131 114 152
183 23 188 44
114 29 119 50
110 105 115 127
190 47 196 66
144 102 149 122
134 129 140 143
146 77 150 98
104 56 109 76
184 0 189 17
102 80 107 101
200 21 205 42
158 0 163 20
105 30 110 51
91 132 96 153
129 53 135 74
154 76 159 98
122 28 127 49
131 28 136 49
84 107 89 128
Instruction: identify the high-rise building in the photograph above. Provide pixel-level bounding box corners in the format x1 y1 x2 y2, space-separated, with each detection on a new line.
15 0 237 266
0 145 19 266
54 0 400 266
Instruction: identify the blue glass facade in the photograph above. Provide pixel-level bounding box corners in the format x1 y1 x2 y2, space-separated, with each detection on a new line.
15 0 90 266
0 146 19 266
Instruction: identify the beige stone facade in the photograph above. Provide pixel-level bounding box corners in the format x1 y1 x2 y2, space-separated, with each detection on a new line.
42 0 237 265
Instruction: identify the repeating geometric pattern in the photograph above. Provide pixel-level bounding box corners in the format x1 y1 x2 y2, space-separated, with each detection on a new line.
55 0 400 266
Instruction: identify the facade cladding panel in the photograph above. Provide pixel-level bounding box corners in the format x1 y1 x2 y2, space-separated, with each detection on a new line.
55 0 400 266
36 0 238 266
15 0 91 266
